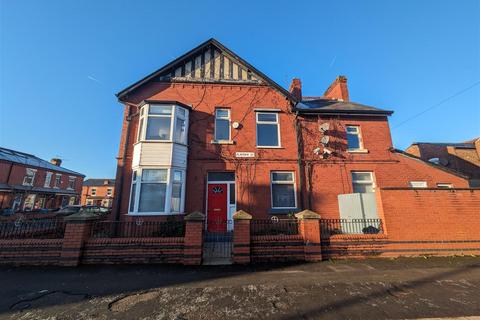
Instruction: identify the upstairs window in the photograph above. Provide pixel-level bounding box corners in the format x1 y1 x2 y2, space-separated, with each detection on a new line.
68 176 76 190
346 125 363 151
44 172 53 188
23 168 36 186
256 112 280 147
146 105 172 140
54 174 62 188
107 188 113 196
91 187 97 195
352 172 375 193
137 104 189 143
270 171 296 208
437 183 453 188
214 108 230 141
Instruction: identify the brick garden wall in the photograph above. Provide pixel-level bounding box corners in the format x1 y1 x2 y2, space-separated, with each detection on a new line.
251 235 305 262
321 188 480 259
0 239 63 265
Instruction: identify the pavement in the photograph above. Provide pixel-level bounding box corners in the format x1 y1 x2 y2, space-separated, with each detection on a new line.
0 257 479 320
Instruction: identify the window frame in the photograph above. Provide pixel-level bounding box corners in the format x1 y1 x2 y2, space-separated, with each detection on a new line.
214 108 231 142
351 171 375 193
22 168 37 186
437 183 453 189
106 188 113 196
256 111 281 148
67 176 76 190
54 174 62 188
128 167 186 215
346 125 365 151
270 171 297 209
136 104 189 144
44 172 53 188
409 181 428 188
91 187 97 196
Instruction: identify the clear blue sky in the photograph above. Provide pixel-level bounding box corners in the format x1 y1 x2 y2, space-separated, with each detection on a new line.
1 0 479 178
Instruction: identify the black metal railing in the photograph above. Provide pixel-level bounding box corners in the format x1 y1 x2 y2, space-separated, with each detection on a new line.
320 219 383 238
91 220 185 238
251 219 299 236
0 218 66 239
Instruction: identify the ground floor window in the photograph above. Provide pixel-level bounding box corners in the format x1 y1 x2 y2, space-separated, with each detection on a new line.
129 167 186 215
270 171 297 209
23 194 36 211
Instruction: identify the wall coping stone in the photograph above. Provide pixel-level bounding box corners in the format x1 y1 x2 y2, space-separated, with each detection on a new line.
184 211 205 221
64 212 103 222
233 210 252 220
295 210 320 220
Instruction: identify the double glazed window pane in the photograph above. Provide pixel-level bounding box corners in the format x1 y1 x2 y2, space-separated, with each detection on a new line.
258 113 277 122
139 183 167 212
142 169 167 182
353 183 373 193
146 117 171 140
352 172 372 182
129 184 136 212
352 172 373 193
272 184 295 208
149 105 172 115
272 172 293 182
215 109 230 141
347 126 361 149
257 124 279 146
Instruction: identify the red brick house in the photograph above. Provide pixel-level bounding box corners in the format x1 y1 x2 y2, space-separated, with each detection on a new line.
81 179 115 207
112 39 469 227
405 138 480 187
0 147 84 212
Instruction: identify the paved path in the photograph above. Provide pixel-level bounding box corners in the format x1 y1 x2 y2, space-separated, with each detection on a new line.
1 257 479 319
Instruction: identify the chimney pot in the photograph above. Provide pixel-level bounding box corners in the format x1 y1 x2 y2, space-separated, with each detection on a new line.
50 158 62 166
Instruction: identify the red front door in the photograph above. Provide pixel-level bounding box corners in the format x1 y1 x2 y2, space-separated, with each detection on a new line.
207 183 228 232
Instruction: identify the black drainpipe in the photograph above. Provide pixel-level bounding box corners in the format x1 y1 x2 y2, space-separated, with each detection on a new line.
294 111 306 210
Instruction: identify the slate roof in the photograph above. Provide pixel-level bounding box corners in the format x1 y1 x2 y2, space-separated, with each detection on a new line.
411 142 476 149
0 147 84 176
83 179 116 187
295 98 393 116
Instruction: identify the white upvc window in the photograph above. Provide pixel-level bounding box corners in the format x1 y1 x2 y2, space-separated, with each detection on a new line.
23 168 37 186
54 174 62 188
409 181 428 188
256 112 281 148
44 172 53 188
129 167 186 215
351 171 375 193
437 183 453 188
107 188 113 196
68 176 76 190
91 187 97 196
214 108 231 141
346 125 364 151
137 104 188 144
270 171 297 209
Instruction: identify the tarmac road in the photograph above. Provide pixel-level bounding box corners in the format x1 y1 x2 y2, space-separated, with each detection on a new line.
0 257 479 319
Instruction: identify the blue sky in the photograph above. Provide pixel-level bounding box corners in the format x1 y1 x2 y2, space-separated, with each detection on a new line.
1 0 479 178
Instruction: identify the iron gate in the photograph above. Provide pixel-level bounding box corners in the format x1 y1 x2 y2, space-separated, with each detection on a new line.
203 219 233 265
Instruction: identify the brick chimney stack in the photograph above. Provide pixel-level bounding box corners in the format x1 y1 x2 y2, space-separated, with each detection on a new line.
323 76 349 102
289 78 302 101
50 158 62 166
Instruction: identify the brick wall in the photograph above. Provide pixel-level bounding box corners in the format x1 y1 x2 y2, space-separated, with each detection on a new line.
0 239 63 265
251 234 305 262
321 188 480 259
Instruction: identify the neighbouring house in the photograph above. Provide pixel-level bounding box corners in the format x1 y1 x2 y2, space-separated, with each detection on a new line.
81 179 115 207
0 147 84 212
111 38 469 228
405 139 480 187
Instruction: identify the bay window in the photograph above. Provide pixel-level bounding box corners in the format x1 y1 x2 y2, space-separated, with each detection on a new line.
270 171 297 209
137 104 189 144
129 168 186 215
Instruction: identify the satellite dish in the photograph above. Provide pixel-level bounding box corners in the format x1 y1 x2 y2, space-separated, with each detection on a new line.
319 123 330 132
321 136 330 145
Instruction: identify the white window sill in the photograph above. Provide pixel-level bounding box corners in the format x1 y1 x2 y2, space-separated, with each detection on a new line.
256 146 283 149
211 140 235 145
348 149 369 154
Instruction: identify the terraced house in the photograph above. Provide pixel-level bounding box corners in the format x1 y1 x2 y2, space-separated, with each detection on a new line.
112 38 469 230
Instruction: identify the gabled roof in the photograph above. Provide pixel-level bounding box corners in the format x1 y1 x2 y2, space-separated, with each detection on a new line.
83 179 116 187
116 38 296 102
0 147 84 177
295 98 393 116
